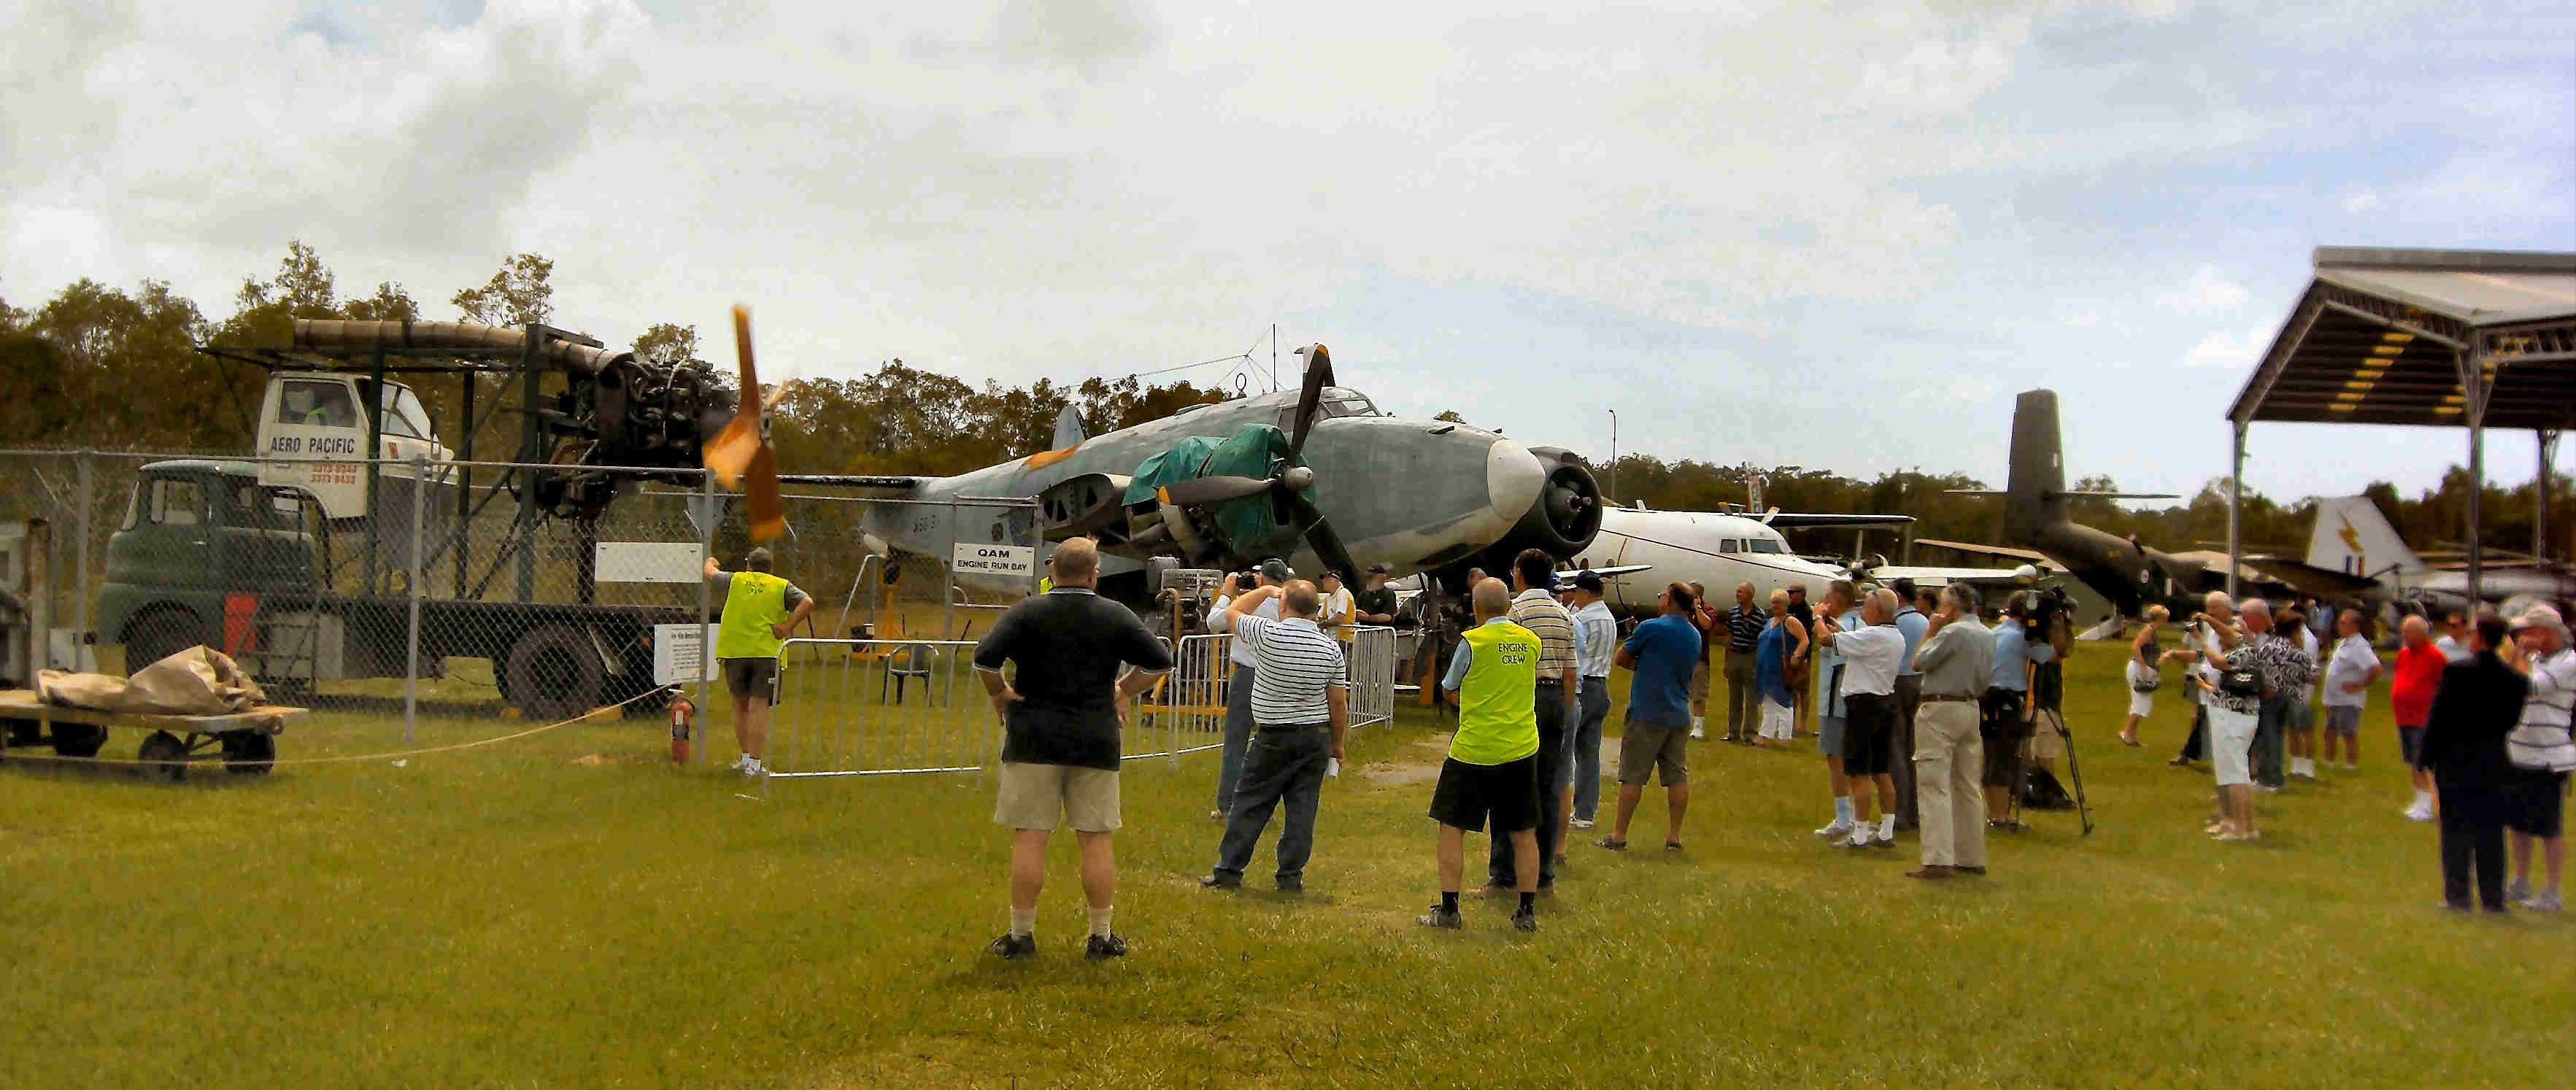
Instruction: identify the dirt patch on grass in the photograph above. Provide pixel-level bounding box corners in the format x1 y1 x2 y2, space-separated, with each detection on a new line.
1361 760 1442 786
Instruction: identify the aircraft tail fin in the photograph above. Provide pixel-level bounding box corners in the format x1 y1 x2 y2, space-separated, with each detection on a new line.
2002 389 2067 544
1052 406 1089 450
2307 495 2423 582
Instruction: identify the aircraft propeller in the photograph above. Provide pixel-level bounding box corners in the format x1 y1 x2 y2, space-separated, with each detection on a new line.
1150 344 1360 579
701 304 788 543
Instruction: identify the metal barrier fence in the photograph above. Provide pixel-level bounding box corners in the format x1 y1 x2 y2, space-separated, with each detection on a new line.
755 626 1397 789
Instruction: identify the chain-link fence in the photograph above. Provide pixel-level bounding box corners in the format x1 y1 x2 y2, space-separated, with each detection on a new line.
0 449 1044 766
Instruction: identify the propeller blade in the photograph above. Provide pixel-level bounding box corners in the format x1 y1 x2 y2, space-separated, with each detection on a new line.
1286 344 1333 462
1287 492 1360 584
1159 475 1275 506
711 304 787 543
745 443 786 543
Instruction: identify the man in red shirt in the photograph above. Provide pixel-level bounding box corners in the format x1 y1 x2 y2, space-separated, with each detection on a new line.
2391 615 2448 822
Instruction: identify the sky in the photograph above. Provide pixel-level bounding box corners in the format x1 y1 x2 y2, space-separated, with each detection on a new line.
4 0 2571 506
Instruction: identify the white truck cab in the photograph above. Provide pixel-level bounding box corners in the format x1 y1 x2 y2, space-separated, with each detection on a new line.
254 372 453 522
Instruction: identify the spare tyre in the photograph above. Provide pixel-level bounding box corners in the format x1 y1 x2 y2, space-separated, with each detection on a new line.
502 624 604 722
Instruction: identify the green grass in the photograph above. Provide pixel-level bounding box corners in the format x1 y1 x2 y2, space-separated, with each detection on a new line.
2 642 2567 1089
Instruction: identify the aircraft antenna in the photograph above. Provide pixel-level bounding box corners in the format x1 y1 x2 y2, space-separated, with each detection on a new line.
1271 323 1278 393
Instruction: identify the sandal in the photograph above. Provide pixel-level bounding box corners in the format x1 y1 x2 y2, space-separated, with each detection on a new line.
1594 837 1628 851
1664 841 1684 852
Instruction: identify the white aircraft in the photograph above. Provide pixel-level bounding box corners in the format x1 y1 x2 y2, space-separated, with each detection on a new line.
2297 495 2575 610
1565 503 2036 619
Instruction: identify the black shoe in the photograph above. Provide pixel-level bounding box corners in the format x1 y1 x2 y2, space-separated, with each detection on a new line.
1275 878 1303 894
1198 873 1242 889
1594 837 1628 851
1957 865 1987 876
987 933 1036 960
1416 904 1463 929
1511 909 1538 933
1084 933 1129 960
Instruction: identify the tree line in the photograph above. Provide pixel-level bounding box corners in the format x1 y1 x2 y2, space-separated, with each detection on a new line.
3 242 2561 563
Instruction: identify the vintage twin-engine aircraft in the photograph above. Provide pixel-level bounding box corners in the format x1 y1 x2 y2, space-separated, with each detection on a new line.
714 328 1605 596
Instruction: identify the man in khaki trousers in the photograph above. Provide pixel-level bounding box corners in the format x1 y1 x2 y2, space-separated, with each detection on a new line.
1906 584 1996 880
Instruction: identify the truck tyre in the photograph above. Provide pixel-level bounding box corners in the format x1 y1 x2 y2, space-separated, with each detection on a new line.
123 610 199 675
503 625 604 722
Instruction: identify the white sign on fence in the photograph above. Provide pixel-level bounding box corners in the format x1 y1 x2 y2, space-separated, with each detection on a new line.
653 624 706 685
950 543 1036 578
596 541 706 584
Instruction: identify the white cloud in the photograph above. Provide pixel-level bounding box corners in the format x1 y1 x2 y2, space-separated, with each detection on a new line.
2182 322 2274 368
2159 265 2251 314
2062 309 2101 328
2342 190 2382 214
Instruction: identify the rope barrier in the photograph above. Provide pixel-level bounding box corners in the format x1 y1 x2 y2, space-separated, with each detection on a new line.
0 685 675 770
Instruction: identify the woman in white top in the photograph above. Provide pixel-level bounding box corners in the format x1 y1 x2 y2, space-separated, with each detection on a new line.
2119 605 2170 747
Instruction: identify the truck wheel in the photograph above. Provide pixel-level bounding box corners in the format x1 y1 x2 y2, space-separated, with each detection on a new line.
50 723 109 758
503 625 603 722
221 732 276 775
137 730 188 782
123 611 198 674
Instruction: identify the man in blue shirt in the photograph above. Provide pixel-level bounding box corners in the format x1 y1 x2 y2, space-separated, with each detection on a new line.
1598 581 1703 852
1890 580 1932 831
1982 599 2056 826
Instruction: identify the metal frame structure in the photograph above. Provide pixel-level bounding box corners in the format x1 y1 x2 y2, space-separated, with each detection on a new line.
2223 247 2576 602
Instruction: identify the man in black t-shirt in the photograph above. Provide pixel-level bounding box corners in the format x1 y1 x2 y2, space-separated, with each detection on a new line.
973 538 1173 962
1354 564 1400 628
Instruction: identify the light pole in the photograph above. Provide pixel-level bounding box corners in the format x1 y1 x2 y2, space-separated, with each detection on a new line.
1607 409 1618 506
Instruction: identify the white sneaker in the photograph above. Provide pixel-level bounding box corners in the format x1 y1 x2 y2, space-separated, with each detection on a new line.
2342 762 2358 771
2402 800 2434 822
739 759 764 778
1570 818 1595 830
1832 830 1875 850
1690 725 1707 740
1813 820 1854 838
2520 891 2564 912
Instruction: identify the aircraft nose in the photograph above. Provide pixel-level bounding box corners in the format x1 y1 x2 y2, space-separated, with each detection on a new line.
1486 440 1545 525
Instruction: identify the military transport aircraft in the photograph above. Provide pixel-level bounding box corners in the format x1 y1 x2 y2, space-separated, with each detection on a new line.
709 314 1605 598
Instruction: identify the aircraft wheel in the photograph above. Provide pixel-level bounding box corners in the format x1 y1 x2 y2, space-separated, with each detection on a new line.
137 730 188 783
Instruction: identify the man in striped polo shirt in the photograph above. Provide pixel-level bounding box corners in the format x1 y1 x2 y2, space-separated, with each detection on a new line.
1420 578 1546 933
1199 577 1349 894
1719 582 1765 742
1481 549 1581 895
2504 605 2574 912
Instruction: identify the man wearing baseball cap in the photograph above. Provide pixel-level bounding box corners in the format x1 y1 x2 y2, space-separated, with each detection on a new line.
1206 558 1292 821
2504 605 2574 911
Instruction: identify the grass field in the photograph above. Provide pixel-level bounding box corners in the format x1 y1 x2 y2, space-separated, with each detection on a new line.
2 641 2568 1089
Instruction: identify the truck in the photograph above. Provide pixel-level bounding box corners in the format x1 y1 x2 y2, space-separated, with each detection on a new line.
93 457 689 720
78 320 736 720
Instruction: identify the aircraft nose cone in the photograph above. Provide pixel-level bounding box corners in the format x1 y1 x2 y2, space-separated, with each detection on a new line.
1486 440 1545 526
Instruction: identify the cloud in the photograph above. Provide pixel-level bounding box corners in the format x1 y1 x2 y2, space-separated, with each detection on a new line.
2342 190 2382 214
2182 322 2274 368
2159 265 2250 314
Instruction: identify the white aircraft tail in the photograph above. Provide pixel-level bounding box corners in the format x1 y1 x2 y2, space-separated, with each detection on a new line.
2307 496 2424 583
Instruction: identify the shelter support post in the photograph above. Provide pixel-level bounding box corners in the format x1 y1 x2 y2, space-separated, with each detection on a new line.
2540 430 2561 563
517 329 542 603
2457 347 2489 604
74 451 90 654
406 455 425 746
2226 420 2246 598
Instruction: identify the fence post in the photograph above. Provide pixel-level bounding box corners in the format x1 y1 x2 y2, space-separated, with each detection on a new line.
73 451 91 665
404 455 425 746
696 468 714 767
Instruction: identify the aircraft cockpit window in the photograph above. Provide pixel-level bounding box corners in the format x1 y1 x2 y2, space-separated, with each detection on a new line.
1748 539 1786 554
1719 539 1742 554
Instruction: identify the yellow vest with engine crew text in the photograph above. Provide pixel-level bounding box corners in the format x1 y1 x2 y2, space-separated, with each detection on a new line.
716 571 791 660
1451 620 1540 765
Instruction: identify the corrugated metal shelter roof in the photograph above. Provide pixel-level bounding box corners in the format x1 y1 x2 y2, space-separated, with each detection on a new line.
2226 247 2576 430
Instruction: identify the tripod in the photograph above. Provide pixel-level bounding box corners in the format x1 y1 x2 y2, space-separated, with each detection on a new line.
2005 703 2094 835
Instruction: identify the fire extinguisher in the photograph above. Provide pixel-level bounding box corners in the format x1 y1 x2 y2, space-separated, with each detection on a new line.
668 689 697 764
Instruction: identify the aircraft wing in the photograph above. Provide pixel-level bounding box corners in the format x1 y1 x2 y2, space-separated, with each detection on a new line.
1912 538 2051 563
1761 513 1916 529
2240 555 2383 598
1557 564 1654 581
1863 564 2041 587
777 474 931 499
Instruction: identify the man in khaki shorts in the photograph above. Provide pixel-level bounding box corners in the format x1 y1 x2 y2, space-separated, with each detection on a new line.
1599 582 1704 852
973 538 1172 961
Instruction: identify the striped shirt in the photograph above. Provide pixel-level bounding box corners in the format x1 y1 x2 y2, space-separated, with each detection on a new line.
1207 594 1282 667
2509 646 2575 773
1509 589 1581 681
1726 605 1765 653
1231 614 1347 724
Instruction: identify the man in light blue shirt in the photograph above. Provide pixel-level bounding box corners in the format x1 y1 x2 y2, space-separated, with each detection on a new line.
1562 572 1618 833
1983 604 2056 824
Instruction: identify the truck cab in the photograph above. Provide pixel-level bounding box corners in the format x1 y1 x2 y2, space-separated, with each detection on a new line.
255 372 453 522
96 460 331 678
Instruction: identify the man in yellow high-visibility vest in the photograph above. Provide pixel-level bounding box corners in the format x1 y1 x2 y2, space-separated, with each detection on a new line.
1419 577 1545 934
705 548 814 777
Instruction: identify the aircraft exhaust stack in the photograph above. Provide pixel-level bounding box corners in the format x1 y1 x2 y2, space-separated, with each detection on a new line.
2004 389 2069 546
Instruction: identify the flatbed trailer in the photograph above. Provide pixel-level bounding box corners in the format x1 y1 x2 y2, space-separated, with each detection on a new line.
0 689 307 781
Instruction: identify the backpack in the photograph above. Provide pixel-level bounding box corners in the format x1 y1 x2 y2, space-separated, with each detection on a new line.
2020 765 2075 810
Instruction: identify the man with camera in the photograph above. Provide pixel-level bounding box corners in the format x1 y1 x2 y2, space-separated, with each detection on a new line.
1814 588 1907 850
1199 574 1348 894
1206 558 1289 821
1981 592 2057 828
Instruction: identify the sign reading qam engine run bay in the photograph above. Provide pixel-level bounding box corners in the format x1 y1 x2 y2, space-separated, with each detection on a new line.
951 543 1036 577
